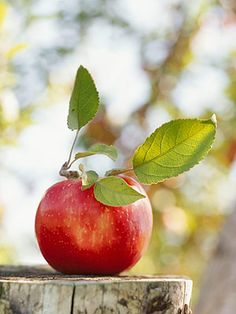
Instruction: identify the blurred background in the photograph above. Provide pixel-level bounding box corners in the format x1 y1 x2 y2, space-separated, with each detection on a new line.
0 0 236 306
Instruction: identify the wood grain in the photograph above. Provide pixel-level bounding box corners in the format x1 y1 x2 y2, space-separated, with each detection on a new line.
0 266 192 314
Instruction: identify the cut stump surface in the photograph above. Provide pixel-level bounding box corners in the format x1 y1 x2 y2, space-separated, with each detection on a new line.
0 265 192 314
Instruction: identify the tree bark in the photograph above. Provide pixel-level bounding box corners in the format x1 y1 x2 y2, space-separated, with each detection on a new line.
195 208 236 314
0 265 192 314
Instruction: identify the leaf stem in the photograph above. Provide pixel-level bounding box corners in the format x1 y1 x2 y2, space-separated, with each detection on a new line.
67 158 77 169
106 168 133 176
59 129 80 179
67 129 79 166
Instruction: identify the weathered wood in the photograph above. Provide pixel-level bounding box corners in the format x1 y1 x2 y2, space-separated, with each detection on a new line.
0 266 192 314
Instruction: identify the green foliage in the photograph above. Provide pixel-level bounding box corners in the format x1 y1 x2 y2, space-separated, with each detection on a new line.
65 66 216 207
75 144 118 161
0 2 31 145
133 117 216 184
81 170 99 190
67 66 99 130
94 176 145 206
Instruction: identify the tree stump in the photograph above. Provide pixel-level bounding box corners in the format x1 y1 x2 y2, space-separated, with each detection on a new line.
0 266 192 314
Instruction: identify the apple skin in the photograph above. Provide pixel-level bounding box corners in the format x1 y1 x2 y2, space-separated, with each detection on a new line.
35 176 153 275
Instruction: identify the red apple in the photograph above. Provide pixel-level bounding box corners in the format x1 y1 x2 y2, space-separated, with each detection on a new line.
35 175 153 275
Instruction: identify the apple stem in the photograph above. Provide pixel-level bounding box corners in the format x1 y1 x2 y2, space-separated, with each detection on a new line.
59 163 80 179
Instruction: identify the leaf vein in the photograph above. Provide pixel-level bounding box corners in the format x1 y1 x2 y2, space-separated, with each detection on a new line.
135 125 211 169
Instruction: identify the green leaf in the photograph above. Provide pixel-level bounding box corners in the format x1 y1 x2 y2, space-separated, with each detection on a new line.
75 144 118 161
89 144 118 160
94 176 145 206
133 115 217 184
82 170 99 190
67 65 99 130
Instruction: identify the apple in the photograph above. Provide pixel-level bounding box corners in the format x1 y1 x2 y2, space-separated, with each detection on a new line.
35 175 153 275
